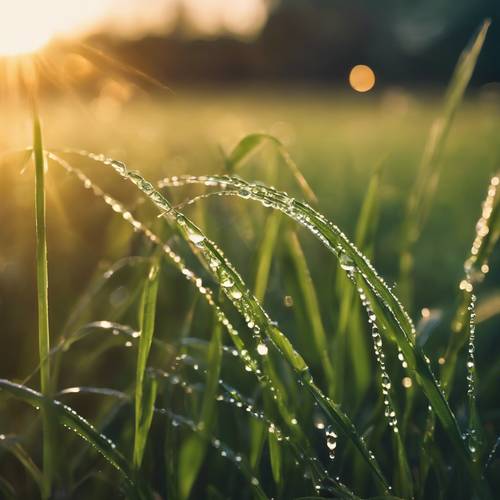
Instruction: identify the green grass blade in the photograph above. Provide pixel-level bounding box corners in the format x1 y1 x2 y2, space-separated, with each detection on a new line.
96 164 389 492
399 20 490 305
32 115 56 499
0 435 43 494
156 173 492 495
134 262 160 471
48 150 358 498
54 150 387 493
253 211 282 301
178 312 223 499
333 163 381 401
0 380 148 499
225 133 317 204
418 173 499 495
442 173 500 394
250 210 282 474
285 230 335 393
159 409 269 500
0 477 16 499
267 420 282 489
225 133 268 173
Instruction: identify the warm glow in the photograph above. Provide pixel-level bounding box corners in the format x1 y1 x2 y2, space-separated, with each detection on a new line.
0 2 54 55
349 64 376 93
0 0 107 56
0 0 271 57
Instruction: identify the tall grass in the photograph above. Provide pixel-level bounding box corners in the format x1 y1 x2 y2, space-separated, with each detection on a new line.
0 19 497 500
399 19 490 307
32 112 55 499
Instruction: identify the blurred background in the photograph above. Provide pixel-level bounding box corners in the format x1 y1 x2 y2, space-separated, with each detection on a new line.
0 0 499 380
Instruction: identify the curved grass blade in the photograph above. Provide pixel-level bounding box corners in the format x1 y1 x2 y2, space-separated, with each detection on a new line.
47 154 295 484
58 386 130 400
47 152 248 358
134 262 160 471
50 150 386 491
61 256 150 338
0 477 16 500
46 153 299 487
152 371 355 498
0 435 43 494
156 173 490 494
399 20 490 305
86 161 390 492
225 133 317 204
420 173 500 491
157 408 269 500
419 173 499 494
0 380 149 499
442 173 500 393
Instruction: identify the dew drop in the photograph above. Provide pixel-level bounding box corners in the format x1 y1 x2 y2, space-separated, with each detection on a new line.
256 343 268 356
339 252 355 272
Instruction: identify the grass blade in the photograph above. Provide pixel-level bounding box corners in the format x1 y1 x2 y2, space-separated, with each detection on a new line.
225 133 317 204
0 435 43 494
285 230 335 393
156 173 491 495
178 311 223 499
96 163 389 492
442 173 500 393
0 477 16 499
333 163 382 401
399 20 490 305
133 262 160 471
225 133 268 173
32 114 56 499
250 210 282 475
0 380 148 499
253 211 282 302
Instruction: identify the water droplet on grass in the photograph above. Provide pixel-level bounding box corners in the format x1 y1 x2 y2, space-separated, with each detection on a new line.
256 343 268 355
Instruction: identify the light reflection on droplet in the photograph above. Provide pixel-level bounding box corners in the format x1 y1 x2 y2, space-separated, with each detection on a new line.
402 377 412 388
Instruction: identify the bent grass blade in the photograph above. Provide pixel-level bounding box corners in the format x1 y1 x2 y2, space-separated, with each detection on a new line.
156 173 487 492
0 380 149 499
60 151 390 491
225 133 317 204
46 152 355 492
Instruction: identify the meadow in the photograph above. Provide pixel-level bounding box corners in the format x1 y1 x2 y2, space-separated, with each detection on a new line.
0 28 499 499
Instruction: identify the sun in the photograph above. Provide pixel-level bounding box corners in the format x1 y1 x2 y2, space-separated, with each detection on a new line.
0 1 63 56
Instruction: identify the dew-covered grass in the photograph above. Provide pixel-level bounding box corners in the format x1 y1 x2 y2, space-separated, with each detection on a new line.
0 24 500 500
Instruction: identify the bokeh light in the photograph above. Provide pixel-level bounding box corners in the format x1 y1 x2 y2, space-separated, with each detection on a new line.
349 64 376 92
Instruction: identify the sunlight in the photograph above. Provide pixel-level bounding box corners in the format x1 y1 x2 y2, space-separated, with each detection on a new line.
0 0 271 57
0 0 104 56
0 2 54 55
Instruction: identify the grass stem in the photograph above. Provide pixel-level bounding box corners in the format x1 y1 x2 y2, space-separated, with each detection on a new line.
33 113 54 499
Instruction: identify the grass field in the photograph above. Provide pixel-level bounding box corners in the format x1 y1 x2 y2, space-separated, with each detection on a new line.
0 79 499 499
